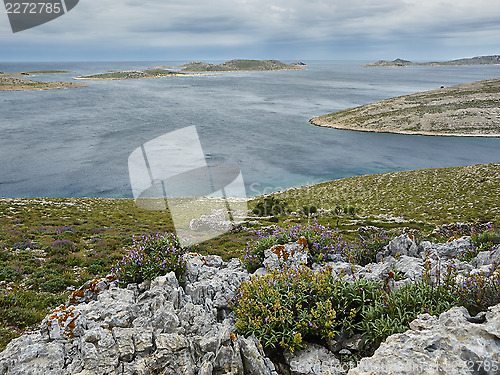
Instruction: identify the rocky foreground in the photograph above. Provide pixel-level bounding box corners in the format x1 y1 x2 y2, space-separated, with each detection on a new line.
1 234 499 375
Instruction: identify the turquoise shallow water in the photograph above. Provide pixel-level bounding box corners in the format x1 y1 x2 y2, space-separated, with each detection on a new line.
1 61 499 197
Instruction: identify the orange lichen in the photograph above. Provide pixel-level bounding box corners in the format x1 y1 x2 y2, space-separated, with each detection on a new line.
230 332 236 342
297 237 308 250
271 245 289 261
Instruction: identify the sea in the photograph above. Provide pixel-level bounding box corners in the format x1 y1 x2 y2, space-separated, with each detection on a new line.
1 60 500 198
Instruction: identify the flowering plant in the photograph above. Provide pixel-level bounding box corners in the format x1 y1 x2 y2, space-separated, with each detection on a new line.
113 233 185 287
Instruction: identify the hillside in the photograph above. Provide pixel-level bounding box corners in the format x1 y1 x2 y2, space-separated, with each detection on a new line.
364 54 500 67
270 163 500 225
310 78 500 137
173 59 304 72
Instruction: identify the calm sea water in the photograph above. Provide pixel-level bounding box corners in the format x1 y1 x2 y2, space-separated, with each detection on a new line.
1 61 500 198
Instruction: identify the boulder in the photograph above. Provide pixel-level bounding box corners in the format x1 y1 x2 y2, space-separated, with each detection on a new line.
348 303 500 375
263 237 309 271
419 237 473 260
284 342 343 375
376 234 419 261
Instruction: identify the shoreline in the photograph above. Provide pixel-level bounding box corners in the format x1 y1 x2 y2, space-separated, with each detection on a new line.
74 73 211 80
310 78 500 138
309 117 500 138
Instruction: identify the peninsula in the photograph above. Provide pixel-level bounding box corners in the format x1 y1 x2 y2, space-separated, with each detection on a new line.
0 71 85 91
310 78 500 137
165 59 305 72
364 54 500 67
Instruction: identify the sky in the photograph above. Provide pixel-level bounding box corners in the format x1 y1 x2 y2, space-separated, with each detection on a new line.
1 0 499 62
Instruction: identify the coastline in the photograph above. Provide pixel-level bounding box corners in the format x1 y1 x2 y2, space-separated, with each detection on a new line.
0 78 87 91
310 78 500 138
309 116 500 138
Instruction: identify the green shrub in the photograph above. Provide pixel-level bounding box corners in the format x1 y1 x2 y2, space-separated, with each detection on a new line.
349 236 389 266
455 262 500 316
40 278 68 293
471 226 500 252
0 266 23 282
0 328 21 352
359 281 456 351
113 233 186 287
87 264 104 276
230 266 381 353
252 197 288 217
301 205 317 216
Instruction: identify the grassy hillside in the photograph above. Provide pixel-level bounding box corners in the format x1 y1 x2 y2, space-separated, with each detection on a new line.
310 79 500 137
269 163 500 226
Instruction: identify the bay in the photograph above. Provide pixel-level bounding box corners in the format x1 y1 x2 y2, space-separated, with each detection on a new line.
1 61 499 198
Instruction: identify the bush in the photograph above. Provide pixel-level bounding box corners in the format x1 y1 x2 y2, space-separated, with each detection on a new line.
49 240 76 254
230 267 381 354
301 205 317 217
0 291 66 329
455 262 500 316
349 235 389 266
113 233 185 287
252 197 288 217
0 266 23 282
471 226 500 252
40 278 68 293
359 281 456 351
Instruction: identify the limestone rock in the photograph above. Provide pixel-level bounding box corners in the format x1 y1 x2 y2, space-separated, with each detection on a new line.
348 304 500 375
263 237 309 271
284 342 343 375
419 237 473 260
376 234 419 262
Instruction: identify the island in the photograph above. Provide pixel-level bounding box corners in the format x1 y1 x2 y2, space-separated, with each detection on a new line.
0 71 86 91
75 68 190 80
364 54 500 67
310 78 500 137
163 59 305 72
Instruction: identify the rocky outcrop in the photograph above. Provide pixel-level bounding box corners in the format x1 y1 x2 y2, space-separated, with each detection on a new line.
1 237 499 375
263 237 309 271
0 254 273 375
348 304 500 375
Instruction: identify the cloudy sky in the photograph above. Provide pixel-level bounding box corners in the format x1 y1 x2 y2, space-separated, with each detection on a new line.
1 0 499 61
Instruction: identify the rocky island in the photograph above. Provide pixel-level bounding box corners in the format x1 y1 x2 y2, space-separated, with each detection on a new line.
310 78 500 137
364 54 500 67
75 68 189 80
0 71 86 91
164 59 305 72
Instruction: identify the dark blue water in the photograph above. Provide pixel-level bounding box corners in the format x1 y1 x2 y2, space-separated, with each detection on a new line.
1 61 499 197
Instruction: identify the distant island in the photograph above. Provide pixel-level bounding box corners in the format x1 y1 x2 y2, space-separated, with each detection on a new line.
75 60 305 80
75 68 189 80
364 54 500 67
163 59 306 72
310 78 500 137
0 71 85 91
